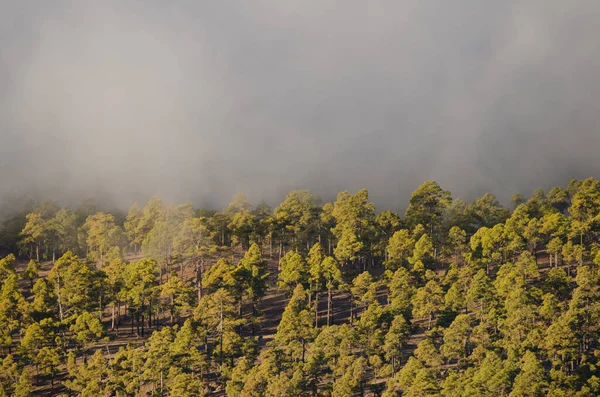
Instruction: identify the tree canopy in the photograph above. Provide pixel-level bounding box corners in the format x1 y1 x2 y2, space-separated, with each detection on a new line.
0 179 599 395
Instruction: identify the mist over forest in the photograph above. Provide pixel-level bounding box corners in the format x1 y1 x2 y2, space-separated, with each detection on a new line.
2 1 600 214
4 3 600 396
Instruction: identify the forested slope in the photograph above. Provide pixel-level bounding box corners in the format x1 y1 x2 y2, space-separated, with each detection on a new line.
0 178 600 396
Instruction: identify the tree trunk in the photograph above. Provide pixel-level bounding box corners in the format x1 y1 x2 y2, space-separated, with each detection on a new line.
170 295 174 325
196 261 203 301
111 303 116 330
314 291 319 327
327 287 332 326
154 303 159 328
251 301 257 335
56 274 64 321
117 301 121 330
302 339 306 362
279 238 283 260
219 299 224 371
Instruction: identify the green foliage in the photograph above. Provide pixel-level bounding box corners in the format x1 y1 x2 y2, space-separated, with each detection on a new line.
23 259 39 287
124 201 143 248
350 271 377 308
2 180 600 395
509 351 547 397
48 251 101 319
411 233 435 268
441 314 474 363
20 212 46 260
466 269 495 316
331 356 368 397
383 315 410 372
278 250 310 292
81 212 124 263
386 229 415 270
332 189 375 264
228 210 257 249
471 193 510 228
274 284 315 360
388 267 416 315
412 279 444 329
405 181 451 233
19 322 49 360
0 272 27 350
13 369 32 397
69 311 106 349
239 243 270 312
224 193 252 216
65 350 109 395
161 274 195 323
273 190 319 250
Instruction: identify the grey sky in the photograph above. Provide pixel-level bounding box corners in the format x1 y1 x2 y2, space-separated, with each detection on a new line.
1 1 599 211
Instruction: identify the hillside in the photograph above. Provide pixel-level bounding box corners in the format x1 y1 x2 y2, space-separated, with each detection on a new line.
0 179 600 396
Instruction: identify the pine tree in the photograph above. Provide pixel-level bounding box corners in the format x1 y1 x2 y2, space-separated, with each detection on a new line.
321 256 342 326
69 311 105 354
35 346 61 392
142 326 175 395
106 344 145 395
13 369 32 397
412 280 444 329
383 315 410 374
239 243 270 318
65 350 109 395
48 251 99 320
350 271 377 321
23 259 40 288
441 314 473 364
170 319 207 377
388 267 416 316
448 226 467 266
405 181 451 235
509 351 547 397
385 229 415 271
274 284 315 361
278 250 310 292
331 356 368 397
465 269 496 318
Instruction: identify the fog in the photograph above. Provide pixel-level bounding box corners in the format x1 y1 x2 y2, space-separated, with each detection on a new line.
1 1 600 212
